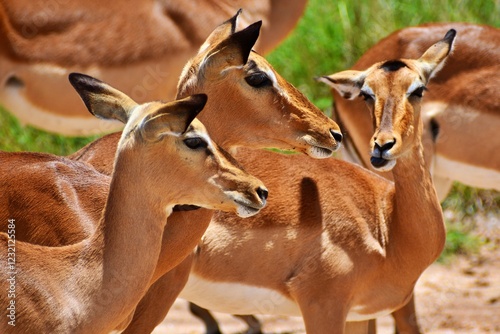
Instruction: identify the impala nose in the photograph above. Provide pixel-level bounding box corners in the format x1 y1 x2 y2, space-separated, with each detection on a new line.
330 129 343 143
256 187 269 203
374 139 396 155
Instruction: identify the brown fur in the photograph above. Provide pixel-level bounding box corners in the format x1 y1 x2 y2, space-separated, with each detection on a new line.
0 14 341 333
326 23 500 199
0 76 267 333
0 0 307 134
174 31 453 334
321 23 499 333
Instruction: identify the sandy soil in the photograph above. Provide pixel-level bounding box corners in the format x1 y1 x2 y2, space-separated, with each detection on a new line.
153 216 500 334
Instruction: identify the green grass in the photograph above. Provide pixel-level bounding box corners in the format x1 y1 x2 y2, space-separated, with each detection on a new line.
438 221 483 263
0 105 98 156
266 0 499 110
0 0 498 256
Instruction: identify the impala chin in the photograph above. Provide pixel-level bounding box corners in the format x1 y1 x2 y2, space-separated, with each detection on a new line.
235 203 262 218
224 192 266 218
301 135 338 159
370 156 397 172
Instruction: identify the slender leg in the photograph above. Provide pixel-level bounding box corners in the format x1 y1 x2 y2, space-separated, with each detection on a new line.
188 304 263 334
189 303 222 334
234 315 263 334
367 319 377 334
345 321 369 334
391 294 422 334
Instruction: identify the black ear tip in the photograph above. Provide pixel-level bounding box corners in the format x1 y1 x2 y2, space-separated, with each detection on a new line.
190 94 208 108
252 20 263 30
241 20 262 41
444 29 457 43
68 72 88 89
68 72 104 92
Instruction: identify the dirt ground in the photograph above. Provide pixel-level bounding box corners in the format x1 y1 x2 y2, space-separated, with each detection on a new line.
154 215 500 334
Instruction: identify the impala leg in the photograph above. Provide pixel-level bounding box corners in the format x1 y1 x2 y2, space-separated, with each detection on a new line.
188 304 263 334
345 321 370 334
367 319 377 334
296 294 347 334
122 256 193 334
391 294 421 334
234 315 263 334
188 303 222 334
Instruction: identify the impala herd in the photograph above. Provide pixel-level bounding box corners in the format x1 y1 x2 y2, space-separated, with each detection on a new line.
0 5 498 334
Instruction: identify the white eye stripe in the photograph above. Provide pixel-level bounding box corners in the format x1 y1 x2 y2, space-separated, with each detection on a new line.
360 85 375 97
407 80 424 96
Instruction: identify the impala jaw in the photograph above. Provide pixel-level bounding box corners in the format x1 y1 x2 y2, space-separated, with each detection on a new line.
300 134 340 159
224 191 267 218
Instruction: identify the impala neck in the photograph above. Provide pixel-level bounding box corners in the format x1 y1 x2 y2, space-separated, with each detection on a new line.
388 118 445 276
79 152 170 331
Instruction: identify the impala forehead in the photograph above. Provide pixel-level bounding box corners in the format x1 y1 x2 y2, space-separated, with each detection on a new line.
364 68 422 98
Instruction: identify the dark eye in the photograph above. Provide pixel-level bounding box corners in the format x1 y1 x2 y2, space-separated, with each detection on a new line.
245 72 272 88
183 137 208 150
360 91 374 101
410 86 426 98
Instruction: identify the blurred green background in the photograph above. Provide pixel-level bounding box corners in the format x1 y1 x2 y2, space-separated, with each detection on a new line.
1 0 499 258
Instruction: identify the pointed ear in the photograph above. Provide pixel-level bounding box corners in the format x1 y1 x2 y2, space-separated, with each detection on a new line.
198 9 242 53
140 94 208 142
69 73 137 123
417 29 456 81
317 70 366 100
201 20 261 74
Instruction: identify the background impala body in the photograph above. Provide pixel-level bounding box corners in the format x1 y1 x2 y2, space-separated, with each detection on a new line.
0 0 307 135
0 74 268 333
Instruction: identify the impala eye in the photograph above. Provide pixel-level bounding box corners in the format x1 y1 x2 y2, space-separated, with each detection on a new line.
245 72 272 88
410 86 426 98
360 91 374 101
183 137 208 150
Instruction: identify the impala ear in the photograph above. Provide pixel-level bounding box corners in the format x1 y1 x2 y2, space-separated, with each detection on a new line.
317 70 366 100
69 73 137 123
198 9 242 53
140 94 208 142
201 20 261 74
417 29 456 81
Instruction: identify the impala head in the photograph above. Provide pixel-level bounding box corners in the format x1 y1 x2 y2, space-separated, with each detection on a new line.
319 29 456 171
177 10 342 158
69 73 267 218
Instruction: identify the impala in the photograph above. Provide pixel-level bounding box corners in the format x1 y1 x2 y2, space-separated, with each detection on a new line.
173 30 455 334
0 12 342 333
324 23 500 201
320 22 500 334
0 73 267 333
0 1 307 135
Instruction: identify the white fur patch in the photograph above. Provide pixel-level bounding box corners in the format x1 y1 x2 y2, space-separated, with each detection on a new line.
180 275 301 316
180 275 396 320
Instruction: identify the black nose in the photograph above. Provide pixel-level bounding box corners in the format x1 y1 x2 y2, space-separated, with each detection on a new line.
330 129 343 143
374 139 396 154
256 187 268 202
